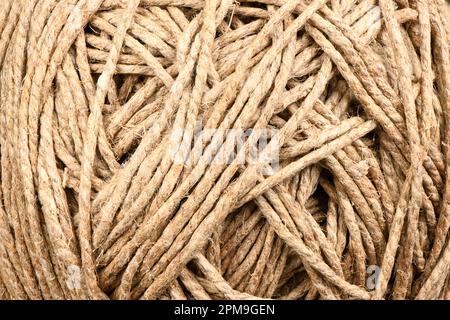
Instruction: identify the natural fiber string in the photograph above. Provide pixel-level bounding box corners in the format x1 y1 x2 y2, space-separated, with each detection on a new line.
0 0 449 300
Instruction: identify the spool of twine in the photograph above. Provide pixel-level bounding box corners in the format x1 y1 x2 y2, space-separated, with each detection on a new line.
0 0 449 300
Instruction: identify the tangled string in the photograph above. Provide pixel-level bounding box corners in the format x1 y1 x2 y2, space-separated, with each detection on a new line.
0 0 449 300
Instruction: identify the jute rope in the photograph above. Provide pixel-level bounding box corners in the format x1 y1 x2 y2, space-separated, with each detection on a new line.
0 0 449 300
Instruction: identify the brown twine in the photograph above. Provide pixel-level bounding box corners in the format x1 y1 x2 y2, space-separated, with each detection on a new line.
0 0 449 300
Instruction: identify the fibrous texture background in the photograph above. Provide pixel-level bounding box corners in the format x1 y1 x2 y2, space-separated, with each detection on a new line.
0 0 449 300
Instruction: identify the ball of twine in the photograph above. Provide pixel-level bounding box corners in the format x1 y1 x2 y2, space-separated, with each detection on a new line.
0 0 449 300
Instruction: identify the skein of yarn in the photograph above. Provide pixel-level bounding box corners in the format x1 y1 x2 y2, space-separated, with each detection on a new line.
0 0 449 300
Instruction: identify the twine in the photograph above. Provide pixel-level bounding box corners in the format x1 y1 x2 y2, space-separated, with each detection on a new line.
0 0 449 300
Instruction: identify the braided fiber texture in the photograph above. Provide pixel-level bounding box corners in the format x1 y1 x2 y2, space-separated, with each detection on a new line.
0 0 449 300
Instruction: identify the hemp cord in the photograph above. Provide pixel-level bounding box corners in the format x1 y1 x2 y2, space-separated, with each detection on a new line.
0 0 449 300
